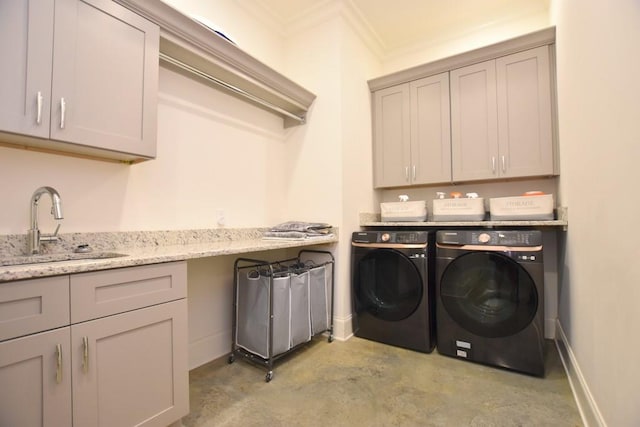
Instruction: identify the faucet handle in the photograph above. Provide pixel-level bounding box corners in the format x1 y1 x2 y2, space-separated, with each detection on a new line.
40 224 61 243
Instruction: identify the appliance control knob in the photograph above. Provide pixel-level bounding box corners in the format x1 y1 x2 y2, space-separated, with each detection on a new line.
478 233 491 243
381 233 391 242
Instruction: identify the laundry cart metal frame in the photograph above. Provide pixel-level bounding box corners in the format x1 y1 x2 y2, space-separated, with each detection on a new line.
229 249 334 382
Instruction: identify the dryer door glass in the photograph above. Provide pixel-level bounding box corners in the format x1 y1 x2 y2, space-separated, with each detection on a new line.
440 252 537 338
354 248 423 321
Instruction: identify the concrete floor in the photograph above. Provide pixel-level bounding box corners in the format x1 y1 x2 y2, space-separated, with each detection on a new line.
183 337 583 427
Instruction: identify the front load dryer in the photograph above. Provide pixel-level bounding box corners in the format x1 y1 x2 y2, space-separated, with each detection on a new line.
351 230 435 353
435 230 545 376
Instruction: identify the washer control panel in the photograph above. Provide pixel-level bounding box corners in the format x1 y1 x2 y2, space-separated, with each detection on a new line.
352 231 429 244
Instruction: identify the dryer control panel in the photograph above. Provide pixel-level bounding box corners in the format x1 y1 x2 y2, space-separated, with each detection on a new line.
436 230 542 246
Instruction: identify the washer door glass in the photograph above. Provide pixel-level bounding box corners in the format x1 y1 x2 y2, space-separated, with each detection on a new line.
355 248 423 321
440 252 537 338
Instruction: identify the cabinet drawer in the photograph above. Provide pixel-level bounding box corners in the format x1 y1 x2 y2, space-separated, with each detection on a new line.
0 276 70 342
70 261 187 323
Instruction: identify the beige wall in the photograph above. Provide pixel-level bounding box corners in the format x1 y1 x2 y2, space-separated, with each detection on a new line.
552 0 640 425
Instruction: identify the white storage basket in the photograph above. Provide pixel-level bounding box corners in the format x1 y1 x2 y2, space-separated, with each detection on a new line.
380 200 427 222
489 194 554 220
432 198 485 221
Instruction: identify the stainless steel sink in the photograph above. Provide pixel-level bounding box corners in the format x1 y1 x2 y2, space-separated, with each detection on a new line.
1 252 128 267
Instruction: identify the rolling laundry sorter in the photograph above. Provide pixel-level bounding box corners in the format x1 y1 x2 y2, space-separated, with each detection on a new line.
230 250 334 382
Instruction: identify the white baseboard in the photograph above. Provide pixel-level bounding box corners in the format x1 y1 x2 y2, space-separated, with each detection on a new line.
331 314 354 341
555 320 606 427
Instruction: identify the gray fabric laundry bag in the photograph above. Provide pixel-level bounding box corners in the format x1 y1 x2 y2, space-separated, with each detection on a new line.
289 271 311 347
236 270 291 358
308 265 330 335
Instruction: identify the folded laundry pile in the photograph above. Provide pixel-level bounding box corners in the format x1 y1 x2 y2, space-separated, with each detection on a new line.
263 221 333 240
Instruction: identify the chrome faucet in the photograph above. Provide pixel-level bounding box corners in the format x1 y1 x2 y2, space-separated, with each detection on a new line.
28 186 64 254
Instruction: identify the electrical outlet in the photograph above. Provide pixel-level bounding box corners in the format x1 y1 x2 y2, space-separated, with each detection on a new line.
216 209 226 227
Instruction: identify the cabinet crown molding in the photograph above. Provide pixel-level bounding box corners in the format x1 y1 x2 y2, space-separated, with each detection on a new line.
115 0 316 128
368 27 555 92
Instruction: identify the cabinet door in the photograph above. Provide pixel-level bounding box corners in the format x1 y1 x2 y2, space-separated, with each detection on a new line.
373 84 411 188
496 46 554 178
0 328 72 427
50 0 159 157
72 300 189 427
451 60 499 182
0 0 54 138
410 73 451 185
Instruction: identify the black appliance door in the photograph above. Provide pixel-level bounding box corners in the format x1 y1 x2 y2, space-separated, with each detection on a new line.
440 252 537 338
354 248 423 321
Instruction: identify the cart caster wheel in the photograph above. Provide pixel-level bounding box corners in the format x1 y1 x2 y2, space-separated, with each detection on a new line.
228 355 235 364
328 335 334 343
265 371 273 382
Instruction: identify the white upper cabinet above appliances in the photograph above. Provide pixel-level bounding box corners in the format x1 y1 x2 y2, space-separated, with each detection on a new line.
450 46 554 182
0 0 159 163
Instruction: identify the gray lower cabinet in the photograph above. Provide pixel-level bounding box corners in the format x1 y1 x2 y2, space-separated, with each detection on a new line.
0 0 159 162
0 327 73 427
0 262 188 427
373 72 451 188
450 46 554 182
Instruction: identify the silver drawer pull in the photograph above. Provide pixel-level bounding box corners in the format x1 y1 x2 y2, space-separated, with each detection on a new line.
36 92 43 125
82 336 89 373
60 98 66 129
56 343 63 384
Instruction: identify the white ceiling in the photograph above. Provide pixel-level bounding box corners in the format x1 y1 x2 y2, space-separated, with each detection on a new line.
255 0 550 51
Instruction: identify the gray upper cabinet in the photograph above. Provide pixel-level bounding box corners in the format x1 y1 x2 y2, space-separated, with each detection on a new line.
373 84 410 188
496 47 554 179
450 60 499 181
369 27 558 188
373 73 451 188
451 46 554 182
0 0 55 139
0 0 159 163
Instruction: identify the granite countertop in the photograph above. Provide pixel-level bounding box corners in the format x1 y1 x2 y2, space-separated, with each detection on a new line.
0 228 338 282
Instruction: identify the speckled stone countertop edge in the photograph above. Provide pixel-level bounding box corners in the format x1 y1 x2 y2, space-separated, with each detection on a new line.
0 228 338 282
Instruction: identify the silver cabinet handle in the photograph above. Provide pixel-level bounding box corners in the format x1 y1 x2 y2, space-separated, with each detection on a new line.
501 155 506 173
36 92 43 125
491 157 496 174
56 343 63 384
405 166 409 182
82 336 89 373
412 165 416 181
60 98 66 129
